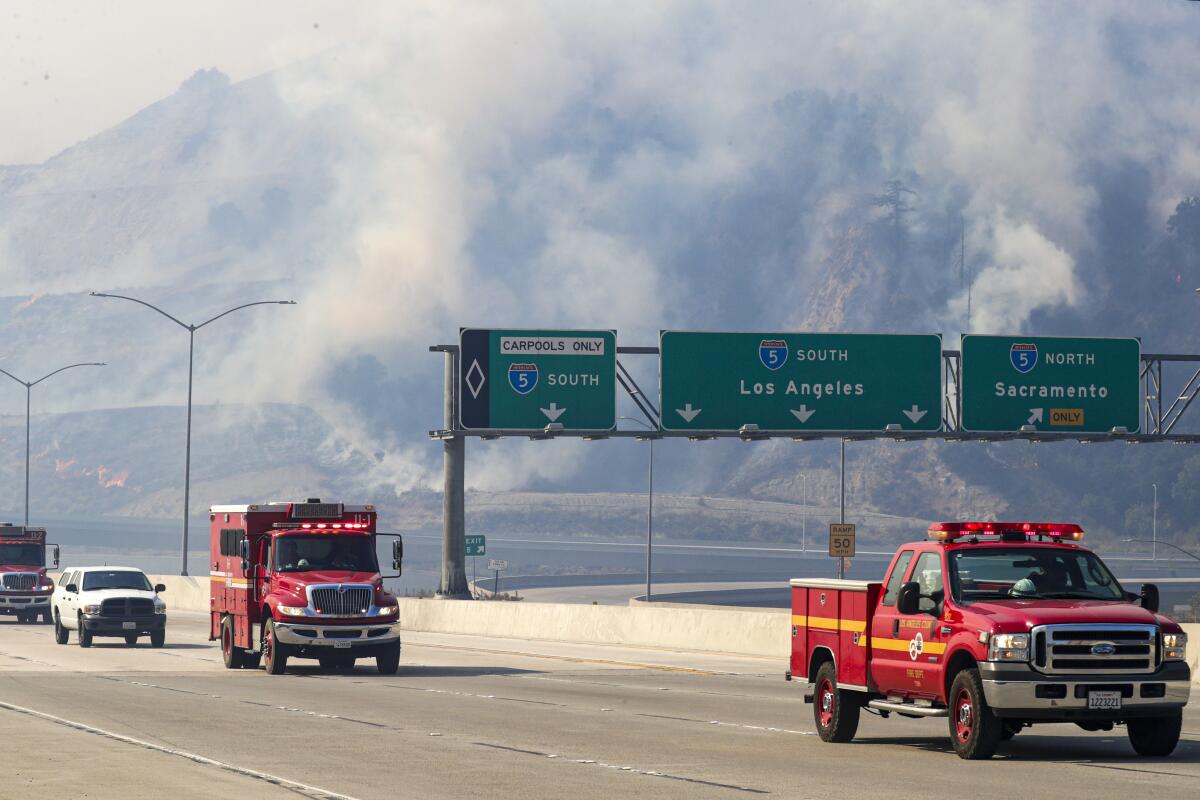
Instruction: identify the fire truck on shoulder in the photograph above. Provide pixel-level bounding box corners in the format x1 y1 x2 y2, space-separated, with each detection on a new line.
209 499 403 675
0 523 59 623
789 522 1190 759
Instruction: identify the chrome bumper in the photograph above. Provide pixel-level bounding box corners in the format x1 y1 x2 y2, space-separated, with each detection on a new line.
982 678 1191 710
980 661 1191 714
273 621 402 647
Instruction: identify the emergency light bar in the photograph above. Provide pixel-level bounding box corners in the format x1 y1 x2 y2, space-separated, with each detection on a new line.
928 521 1084 542
273 522 370 531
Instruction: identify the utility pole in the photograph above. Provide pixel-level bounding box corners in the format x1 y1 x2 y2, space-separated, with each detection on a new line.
0 363 106 526
90 293 294 575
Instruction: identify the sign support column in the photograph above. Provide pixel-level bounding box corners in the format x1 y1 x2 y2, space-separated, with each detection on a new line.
439 348 469 598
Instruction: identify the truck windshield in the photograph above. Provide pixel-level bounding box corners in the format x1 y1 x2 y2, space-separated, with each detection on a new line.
274 535 377 573
82 571 152 591
0 544 43 566
949 548 1125 603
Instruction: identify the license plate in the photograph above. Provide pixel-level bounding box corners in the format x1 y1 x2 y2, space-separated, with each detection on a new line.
332 640 351 649
1087 691 1121 710
122 621 136 630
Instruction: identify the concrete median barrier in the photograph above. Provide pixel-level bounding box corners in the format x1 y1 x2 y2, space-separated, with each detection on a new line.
142 574 1200 673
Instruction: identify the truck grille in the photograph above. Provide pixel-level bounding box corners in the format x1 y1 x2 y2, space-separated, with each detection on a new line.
309 585 371 617
1032 624 1158 675
100 598 156 617
1 573 37 590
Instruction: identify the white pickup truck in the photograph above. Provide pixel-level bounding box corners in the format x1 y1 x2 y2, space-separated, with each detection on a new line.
51 566 167 647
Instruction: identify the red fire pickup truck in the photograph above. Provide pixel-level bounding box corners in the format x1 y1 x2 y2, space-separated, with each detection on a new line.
789 522 1191 759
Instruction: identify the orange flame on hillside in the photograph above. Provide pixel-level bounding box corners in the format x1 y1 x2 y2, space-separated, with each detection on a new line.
14 294 44 314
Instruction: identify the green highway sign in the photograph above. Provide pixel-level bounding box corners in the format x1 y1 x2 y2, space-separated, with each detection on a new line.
659 331 942 432
960 335 1141 433
459 328 617 431
465 535 486 556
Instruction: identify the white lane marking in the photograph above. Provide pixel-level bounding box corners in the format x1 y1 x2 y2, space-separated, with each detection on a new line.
0 700 362 800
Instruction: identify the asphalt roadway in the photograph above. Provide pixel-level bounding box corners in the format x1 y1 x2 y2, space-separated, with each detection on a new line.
0 614 1198 800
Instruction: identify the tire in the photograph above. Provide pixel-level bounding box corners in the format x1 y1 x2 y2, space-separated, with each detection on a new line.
948 668 1002 759
221 616 245 669
77 615 92 648
17 611 31 624
53 612 68 645
149 629 165 648
1127 713 1182 757
812 661 861 743
243 653 261 670
41 608 52 624
124 633 138 646
376 641 400 675
261 619 289 675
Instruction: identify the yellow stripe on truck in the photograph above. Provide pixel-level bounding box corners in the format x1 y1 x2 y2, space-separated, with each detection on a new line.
792 615 867 633
871 637 947 655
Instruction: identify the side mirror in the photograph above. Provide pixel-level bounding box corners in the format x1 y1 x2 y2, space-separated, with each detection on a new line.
392 537 404 574
154 583 167 594
239 538 250 574
52 545 60 568
897 581 921 615
1140 583 1160 613
66 584 78 594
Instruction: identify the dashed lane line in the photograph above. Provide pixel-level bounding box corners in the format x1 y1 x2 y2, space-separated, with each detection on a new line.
412 641 732 674
0 699 362 800
473 741 770 795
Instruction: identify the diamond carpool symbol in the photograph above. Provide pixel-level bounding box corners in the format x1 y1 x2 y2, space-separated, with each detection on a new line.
465 359 486 399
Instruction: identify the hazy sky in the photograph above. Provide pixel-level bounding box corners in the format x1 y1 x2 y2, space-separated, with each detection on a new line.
0 1 386 164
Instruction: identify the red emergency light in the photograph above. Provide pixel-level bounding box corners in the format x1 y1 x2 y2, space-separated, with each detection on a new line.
928 521 1084 543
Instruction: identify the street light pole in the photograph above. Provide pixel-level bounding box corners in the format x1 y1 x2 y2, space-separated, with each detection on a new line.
800 473 807 555
0 362 107 525
90 293 295 575
1152 483 1157 562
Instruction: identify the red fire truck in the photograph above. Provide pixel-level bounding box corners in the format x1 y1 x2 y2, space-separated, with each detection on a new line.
789 522 1191 759
0 523 59 624
209 499 403 675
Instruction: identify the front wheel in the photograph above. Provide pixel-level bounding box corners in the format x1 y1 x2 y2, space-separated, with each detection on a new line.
812 661 860 742
377 641 400 675
149 629 165 648
53 612 68 645
948 668 1002 759
124 633 138 646
261 619 289 675
41 608 52 624
77 616 92 648
1127 713 1182 757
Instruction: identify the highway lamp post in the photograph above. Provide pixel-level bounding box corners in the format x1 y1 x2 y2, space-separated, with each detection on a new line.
90 292 295 576
800 473 807 555
0 362 106 526
1121 538 1200 564
1152 483 1157 562
620 416 656 602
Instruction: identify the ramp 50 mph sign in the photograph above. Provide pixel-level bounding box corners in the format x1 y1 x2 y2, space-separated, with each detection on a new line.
459 328 617 432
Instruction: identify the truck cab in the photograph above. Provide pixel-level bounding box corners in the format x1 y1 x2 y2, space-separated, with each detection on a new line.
790 522 1190 759
209 499 403 675
0 523 59 624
